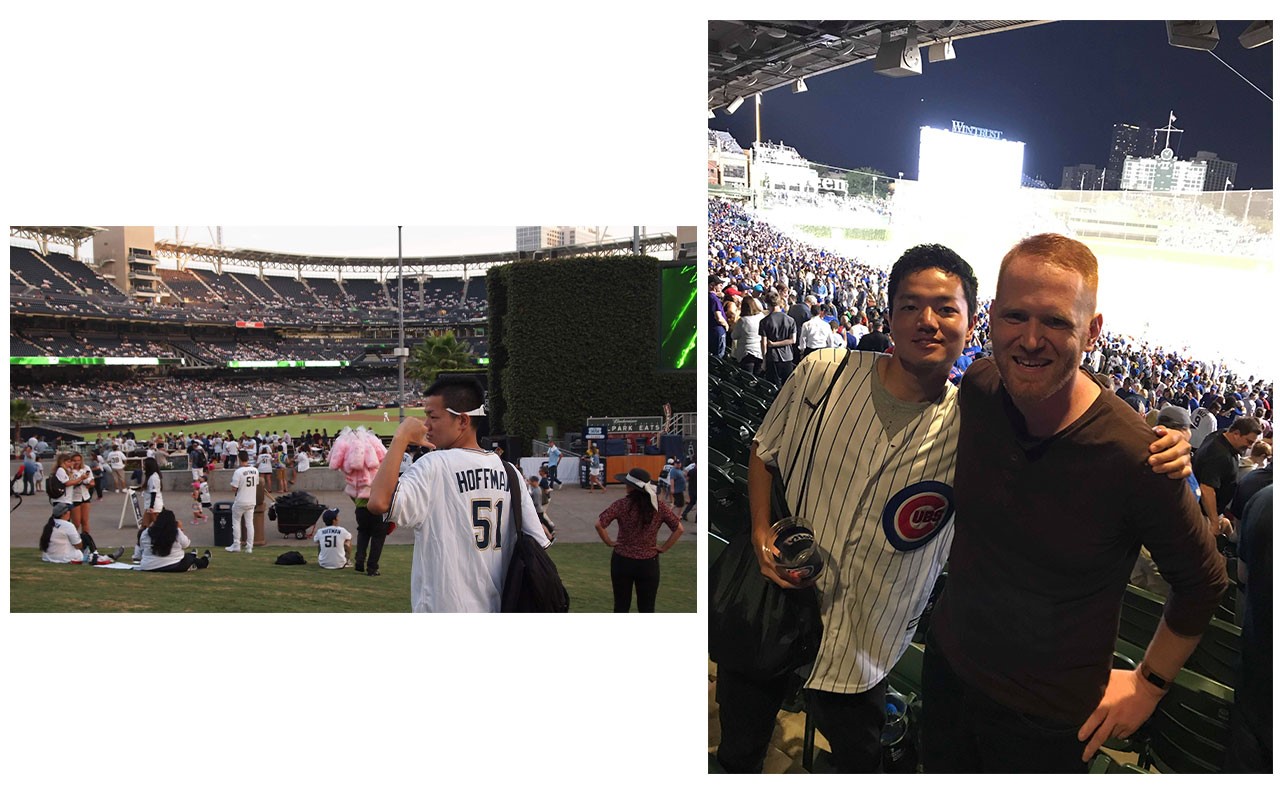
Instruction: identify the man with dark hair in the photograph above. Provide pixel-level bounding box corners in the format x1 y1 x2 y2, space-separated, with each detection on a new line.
854 321 891 352
366 377 547 612
722 243 982 772
710 277 730 359
923 233 1224 773
1193 416 1263 533
797 303 833 359
758 292 797 386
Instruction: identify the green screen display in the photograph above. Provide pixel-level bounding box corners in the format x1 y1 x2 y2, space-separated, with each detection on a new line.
659 263 697 371
9 356 183 366
226 360 350 368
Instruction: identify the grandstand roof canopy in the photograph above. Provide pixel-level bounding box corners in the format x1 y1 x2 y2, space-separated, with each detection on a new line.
11 226 105 246
154 233 677 273
709 20 1048 111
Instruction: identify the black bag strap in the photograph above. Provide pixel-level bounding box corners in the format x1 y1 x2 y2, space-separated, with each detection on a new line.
782 350 853 517
504 461 523 536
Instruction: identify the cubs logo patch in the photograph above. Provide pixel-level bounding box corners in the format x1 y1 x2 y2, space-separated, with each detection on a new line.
881 481 954 552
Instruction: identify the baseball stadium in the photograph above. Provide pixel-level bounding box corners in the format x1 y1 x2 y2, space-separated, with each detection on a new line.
706 20 1272 775
9 225 698 613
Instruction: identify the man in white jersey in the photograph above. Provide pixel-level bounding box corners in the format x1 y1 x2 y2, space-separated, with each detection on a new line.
225 451 258 553
367 377 547 613
1189 393 1220 451
715 244 1194 773
312 508 353 569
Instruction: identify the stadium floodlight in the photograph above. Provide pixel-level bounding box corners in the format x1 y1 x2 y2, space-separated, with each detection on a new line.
708 108 716 118
1238 20 1272 49
874 27 923 77
1166 21 1219 51
726 95 745 114
928 39 956 62
792 77 808 93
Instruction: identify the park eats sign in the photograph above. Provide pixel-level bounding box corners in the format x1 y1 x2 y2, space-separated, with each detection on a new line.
951 120 1005 140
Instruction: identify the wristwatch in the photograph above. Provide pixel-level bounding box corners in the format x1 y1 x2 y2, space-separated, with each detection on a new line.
1137 661 1171 691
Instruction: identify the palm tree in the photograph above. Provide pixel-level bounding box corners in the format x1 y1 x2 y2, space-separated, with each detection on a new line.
405 334 475 387
11 399 38 451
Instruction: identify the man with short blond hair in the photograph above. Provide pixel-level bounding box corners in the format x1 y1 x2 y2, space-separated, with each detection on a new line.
924 233 1226 773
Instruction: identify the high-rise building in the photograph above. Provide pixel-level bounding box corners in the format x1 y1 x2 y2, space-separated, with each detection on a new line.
1105 123 1157 190
515 226 603 252
1189 151 1238 192
1061 163 1104 191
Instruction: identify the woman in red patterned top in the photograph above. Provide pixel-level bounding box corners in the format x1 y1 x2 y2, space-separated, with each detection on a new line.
595 468 684 613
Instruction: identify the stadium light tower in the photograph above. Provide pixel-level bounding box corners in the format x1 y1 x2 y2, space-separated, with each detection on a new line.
395 226 408 423
1221 178 1233 212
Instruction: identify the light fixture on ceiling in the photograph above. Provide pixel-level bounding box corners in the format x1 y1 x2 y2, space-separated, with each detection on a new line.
928 38 955 62
1239 20 1272 49
726 96 745 114
792 77 808 93
1167 20 1220 51
874 26 923 77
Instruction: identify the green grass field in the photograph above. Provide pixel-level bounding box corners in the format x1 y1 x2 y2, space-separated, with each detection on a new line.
83 410 419 442
8 542 695 613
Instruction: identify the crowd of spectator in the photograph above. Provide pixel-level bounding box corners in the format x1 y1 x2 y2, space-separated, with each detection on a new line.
11 375 423 427
709 195 1271 421
11 245 490 325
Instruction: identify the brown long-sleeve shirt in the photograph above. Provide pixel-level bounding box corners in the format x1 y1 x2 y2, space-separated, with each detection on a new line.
932 359 1227 725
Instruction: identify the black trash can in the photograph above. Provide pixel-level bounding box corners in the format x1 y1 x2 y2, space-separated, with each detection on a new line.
213 501 234 547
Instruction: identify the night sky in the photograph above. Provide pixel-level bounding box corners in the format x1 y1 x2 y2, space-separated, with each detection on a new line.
712 20 1273 189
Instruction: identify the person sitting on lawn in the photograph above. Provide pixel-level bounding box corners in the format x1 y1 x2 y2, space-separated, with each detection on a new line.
312 508 353 570
134 509 210 573
39 502 123 565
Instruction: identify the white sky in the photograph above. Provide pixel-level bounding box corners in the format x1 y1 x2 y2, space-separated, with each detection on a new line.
152 225 677 259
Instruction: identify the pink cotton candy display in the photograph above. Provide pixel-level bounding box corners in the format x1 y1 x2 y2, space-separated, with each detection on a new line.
329 426 388 501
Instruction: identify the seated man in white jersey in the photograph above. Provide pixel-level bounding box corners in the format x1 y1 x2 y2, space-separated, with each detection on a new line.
312 508 353 569
366 377 548 613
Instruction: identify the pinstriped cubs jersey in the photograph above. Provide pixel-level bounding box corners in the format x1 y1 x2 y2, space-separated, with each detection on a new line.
389 448 548 613
754 348 961 694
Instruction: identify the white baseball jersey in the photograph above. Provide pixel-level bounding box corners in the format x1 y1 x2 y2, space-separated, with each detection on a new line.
1189 407 1217 450
754 348 961 694
145 473 164 512
230 465 259 505
388 448 548 613
42 519 82 563
313 525 353 569
224 440 238 459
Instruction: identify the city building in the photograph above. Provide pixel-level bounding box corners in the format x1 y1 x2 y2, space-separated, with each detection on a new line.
1189 151 1238 192
1061 163 1105 191
707 130 749 192
1105 123 1157 190
515 226 602 252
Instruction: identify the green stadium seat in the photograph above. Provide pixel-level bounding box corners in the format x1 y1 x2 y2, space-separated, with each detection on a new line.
707 446 731 470
1120 585 1241 688
709 464 748 538
887 642 925 699
1089 753 1149 773
1144 674 1232 773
